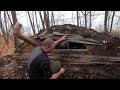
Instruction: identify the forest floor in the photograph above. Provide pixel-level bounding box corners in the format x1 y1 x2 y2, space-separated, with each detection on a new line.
0 36 15 57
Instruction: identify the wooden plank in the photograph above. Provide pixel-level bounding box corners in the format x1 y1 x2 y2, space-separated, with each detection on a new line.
63 62 112 65
53 49 88 53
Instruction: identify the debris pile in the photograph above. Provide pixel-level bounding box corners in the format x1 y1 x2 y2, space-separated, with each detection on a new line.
0 53 29 79
92 37 120 56
37 24 111 42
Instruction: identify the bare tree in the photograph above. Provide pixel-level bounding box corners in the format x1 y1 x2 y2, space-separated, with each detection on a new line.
44 11 47 29
0 11 7 43
104 11 109 33
46 11 50 28
6 11 12 25
51 11 55 26
32 11 36 34
79 12 82 26
11 11 20 51
110 11 115 33
107 12 111 31
89 11 91 29
44 11 50 29
81 11 89 28
38 11 45 30
11 11 17 25
77 11 79 26
27 11 36 35
35 11 40 32
6 11 13 42
4 11 8 34
3 11 9 45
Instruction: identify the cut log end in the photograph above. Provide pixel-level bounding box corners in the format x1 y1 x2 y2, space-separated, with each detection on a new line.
13 22 22 34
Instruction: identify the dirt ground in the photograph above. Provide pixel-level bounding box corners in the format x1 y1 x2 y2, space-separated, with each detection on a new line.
0 36 15 57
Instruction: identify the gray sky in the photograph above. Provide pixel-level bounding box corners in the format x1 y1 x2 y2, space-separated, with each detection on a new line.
17 11 103 28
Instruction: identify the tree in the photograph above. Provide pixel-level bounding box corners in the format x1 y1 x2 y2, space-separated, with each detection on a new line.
46 11 50 28
107 11 111 31
110 11 115 33
38 11 45 30
27 11 36 35
35 11 40 32
79 12 82 26
44 11 50 29
81 11 89 28
76 11 79 27
3 11 9 45
11 11 20 51
89 11 91 29
0 11 7 43
6 11 14 42
51 11 55 26
104 11 109 33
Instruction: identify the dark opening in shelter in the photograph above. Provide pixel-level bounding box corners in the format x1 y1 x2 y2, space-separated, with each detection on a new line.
55 41 86 49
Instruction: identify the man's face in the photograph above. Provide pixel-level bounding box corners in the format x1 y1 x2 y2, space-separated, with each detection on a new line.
47 43 55 53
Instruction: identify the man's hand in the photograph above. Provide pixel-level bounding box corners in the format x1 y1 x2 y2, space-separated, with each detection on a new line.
49 67 65 79
59 67 65 75
59 36 68 42
54 36 68 47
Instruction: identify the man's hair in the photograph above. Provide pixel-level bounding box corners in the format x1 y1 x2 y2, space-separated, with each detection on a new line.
42 38 54 48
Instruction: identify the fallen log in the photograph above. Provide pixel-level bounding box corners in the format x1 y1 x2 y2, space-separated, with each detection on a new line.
12 22 38 47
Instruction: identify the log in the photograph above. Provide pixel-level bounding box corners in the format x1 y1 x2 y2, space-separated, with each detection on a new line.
12 22 37 47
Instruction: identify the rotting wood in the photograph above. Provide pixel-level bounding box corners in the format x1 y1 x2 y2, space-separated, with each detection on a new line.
12 22 38 47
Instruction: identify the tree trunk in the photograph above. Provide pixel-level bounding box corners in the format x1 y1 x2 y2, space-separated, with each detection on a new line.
44 11 50 29
11 11 20 51
104 11 109 33
4 11 8 35
0 11 7 43
79 12 82 26
51 11 53 26
32 11 36 34
3 11 9 45
44 11 47 29
77 11 79 27
46 11 50 28
110 11 115 33
85 11 87 28
6 11 13 44
89 11 91 29
81 11 88 28
27 11 35 35
6 11 12 27
35 11 40 32
107 13 111 31
51 11 55 26
38 11 45 30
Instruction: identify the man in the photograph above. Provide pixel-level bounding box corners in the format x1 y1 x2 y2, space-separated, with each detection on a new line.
28 36 67 79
